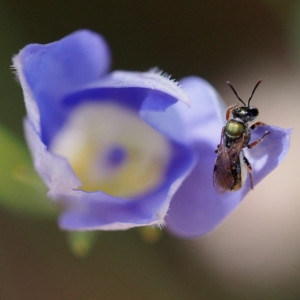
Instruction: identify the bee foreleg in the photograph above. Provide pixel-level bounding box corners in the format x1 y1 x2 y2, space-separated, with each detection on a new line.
243 156 253 189
247 131 270 149
226 104 239 121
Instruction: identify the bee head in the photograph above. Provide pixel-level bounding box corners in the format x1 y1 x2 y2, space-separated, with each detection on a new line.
232 106 259 122
227 80 262 123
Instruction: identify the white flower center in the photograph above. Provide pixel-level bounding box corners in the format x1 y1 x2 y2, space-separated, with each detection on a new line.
50 102 171 198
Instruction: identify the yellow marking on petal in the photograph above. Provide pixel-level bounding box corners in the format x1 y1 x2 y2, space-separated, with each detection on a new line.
50 102 171 198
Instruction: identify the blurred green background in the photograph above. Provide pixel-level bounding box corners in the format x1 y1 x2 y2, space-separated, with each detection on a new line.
0 0 299 299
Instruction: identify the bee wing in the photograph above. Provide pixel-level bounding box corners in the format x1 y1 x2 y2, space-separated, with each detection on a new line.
213 131 234 194
228 133 247 159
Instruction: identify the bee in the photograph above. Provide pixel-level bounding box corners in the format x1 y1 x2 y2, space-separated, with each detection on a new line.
213 80 270 194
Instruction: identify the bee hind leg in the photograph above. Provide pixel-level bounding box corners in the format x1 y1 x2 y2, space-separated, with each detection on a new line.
243 156 254 189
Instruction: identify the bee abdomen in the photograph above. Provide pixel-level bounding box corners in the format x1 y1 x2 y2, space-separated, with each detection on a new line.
230 152 246 191
231 172 242 191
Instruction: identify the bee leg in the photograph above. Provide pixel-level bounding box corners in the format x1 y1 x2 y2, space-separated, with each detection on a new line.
243 156 254 189
215 127 225 153
214 144 220 153
226 104 239 121
247 131 270 149
250 121 267 130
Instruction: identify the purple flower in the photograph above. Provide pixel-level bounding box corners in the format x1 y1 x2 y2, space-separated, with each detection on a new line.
13 30 291 237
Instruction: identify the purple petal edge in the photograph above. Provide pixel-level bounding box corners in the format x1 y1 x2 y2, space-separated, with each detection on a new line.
166 126 291 238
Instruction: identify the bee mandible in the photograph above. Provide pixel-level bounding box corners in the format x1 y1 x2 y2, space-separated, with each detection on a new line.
213 80 270 194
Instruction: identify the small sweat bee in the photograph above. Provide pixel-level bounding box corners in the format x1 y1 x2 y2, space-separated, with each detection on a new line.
213 80 270 194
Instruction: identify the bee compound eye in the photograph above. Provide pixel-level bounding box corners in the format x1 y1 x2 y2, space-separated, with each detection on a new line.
249 107 259 116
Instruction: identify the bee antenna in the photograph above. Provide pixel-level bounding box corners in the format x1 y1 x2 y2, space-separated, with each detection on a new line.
248 80 262 106
227 81 247 106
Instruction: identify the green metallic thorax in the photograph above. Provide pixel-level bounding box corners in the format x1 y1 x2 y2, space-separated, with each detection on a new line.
225 120 246 142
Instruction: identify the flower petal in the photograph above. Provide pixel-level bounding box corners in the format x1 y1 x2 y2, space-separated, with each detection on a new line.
166 125 291 237
24 119 82 192
140 76 226 145
83 69 190 107
13 30 111 142
58 178 180 231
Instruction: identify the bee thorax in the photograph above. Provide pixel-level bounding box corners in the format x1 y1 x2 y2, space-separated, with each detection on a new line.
225 120 246 141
